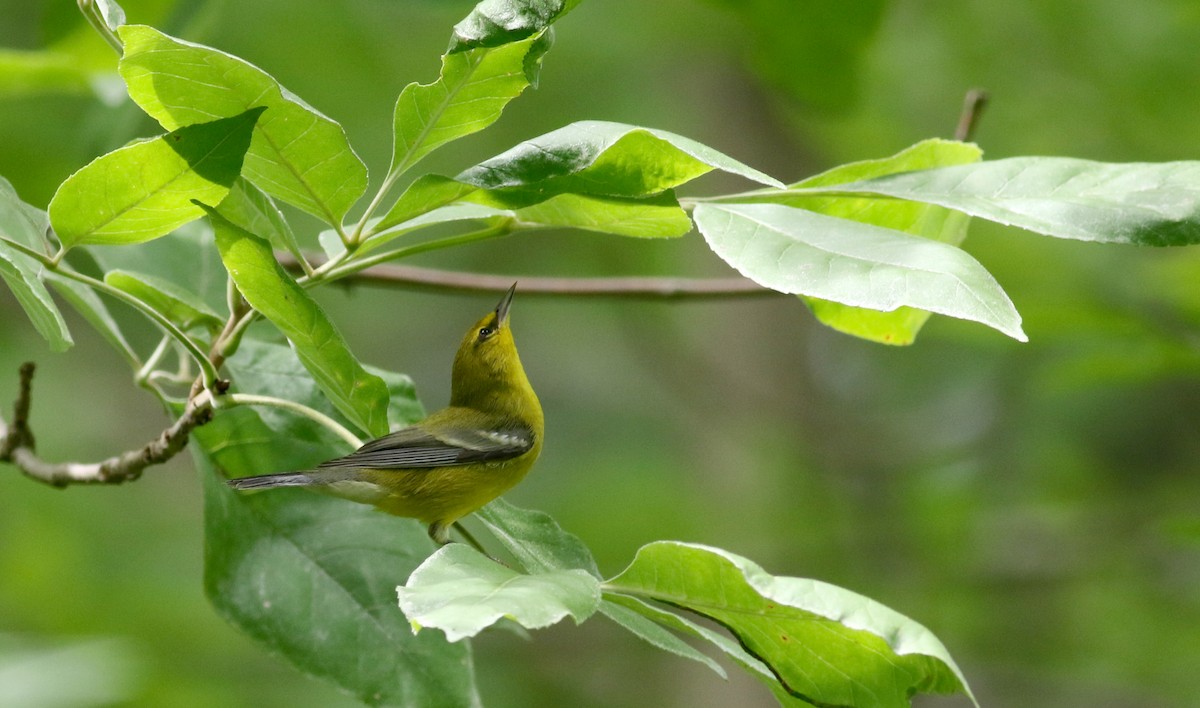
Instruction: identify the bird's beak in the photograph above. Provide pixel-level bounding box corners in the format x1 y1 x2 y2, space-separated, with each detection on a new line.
495 283 517 326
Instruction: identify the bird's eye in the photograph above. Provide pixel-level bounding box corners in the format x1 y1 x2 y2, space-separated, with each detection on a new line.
478 326 494 339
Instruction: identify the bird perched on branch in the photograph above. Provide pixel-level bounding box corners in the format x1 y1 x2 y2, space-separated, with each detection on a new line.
227 284 542 549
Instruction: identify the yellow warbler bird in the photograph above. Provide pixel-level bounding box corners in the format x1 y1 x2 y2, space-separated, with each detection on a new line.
227 284 543 547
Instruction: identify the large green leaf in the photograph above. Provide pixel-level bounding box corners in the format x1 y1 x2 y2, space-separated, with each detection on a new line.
48 109 262 249
0 177 71 351
206 206 391 437
196 405 478 707
457 121 783 198
118 25 367 226
825 157 1200 246
397 544 601 642
779 139 983 344
449 0 580 52
694 202 1027 341
391 32 550 179
605 542 976 708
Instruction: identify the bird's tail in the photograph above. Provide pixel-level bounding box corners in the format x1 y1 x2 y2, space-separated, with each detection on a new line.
227 472 314 491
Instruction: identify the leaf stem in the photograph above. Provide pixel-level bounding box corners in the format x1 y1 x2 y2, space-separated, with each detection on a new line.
0 236 219 390
314 221 513 284
77 0 123 54
226 393 362 448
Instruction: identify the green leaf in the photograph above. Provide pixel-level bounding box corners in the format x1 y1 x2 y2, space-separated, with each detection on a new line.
195 407 479 707
475 498 600 577
605 542 977 708
48 108 263 249
118 25 367 226
500 191 693 238
46 273 136 367
0 177 71 351
694 202 1027 342
0 247 71 352
380 178 671 248
391 32 550 179
780 139 983 344
597 599 727 680
449 0 579 53
600 594 812 705
398 544 601 642
205 206 391 437
103 269 223 333
827 157 1200 246
224 338 423 446
457 121 784 198
84 221 226 314
217 178 306 270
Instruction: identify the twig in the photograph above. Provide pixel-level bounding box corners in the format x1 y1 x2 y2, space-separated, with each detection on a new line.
955 89 990 142
280 254 780 300
1 363 221 487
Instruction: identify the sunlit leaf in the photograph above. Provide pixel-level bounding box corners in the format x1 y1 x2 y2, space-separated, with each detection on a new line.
694 202 1026 341
597 599 726 679
49 108 262 249
776 138 983 344
398 544 600 642
391 32 550 178
217 178 306 269
119 25 367 226
205 206 391 437
828 157 1200 246
457 121 783 198
449 0 579 52
605 542 977 708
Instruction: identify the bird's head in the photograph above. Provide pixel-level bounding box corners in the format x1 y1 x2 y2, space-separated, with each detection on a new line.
450 284 528 405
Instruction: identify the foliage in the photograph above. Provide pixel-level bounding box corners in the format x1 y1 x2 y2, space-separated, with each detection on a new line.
2 0 1199 706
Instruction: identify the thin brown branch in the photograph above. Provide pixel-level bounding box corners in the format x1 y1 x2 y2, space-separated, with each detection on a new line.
1 363 220 487
281 254 781 300
955 88 990 142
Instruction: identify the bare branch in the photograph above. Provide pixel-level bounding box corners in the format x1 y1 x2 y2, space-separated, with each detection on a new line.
280 254 781 300
955 88 990 142
1 363 218 487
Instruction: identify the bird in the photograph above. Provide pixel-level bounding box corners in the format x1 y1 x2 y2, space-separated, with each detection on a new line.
226 284 543 550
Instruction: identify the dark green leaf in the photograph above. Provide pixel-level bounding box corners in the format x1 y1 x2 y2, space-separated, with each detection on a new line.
605 542 977 708
828 157 1200 246
449 0 579 53
48 108 263 249
206 206 391 437
457 121 783 198
119 25 367 226
195 409 478 707
694 202 1027 341
398 544 601 642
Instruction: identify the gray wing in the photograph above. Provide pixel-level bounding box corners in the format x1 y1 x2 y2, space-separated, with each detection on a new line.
317 424 534 470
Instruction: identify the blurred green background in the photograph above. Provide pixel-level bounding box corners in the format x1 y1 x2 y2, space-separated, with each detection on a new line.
2 1 1200 706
